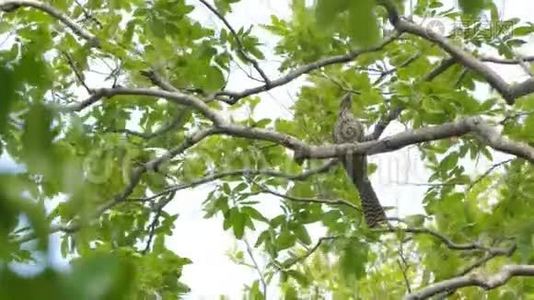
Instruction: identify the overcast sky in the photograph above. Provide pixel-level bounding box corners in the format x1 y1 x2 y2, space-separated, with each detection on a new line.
2 0 534 299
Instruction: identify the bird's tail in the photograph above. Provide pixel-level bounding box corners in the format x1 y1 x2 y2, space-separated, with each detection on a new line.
342 154 387 228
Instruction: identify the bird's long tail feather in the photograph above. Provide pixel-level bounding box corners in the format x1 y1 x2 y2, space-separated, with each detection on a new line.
342 154 387 227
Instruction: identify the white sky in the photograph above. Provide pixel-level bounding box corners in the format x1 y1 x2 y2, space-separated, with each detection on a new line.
1 0 534 299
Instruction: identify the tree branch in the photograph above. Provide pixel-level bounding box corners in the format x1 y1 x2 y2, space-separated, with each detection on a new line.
376 226 512 254
405 265 534 300
63 51 92 94
131 160 339 204
197 0 271 85
58 82 534 169
216 34 400 104
364 106 404 141
106 110 189 140
141 192 173 254
467 158 514 190
13 223 79 244
373 52 421 85
276 236 339 270
244 237 268 297
459 243 516 277
0 0 97 45
435 243 517 298
480 55 534 65
377 0 534 104
12 128 217 244
62 86 534 167
140 70 182 92
294 117 534 164
364 56 457 142
60 87 226 126
257 185 360 211
397 242 412 293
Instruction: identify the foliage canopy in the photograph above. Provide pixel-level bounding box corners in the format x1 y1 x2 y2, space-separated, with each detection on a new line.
2 0 534 298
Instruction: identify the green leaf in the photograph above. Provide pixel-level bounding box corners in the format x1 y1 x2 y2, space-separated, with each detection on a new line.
21 103 56 175
65 254 135 299
292 224 311 245
276 229 296 250
0 66 16 135
348 0 380 47
225 207 246 239
0 269 63 300
286 270 310 287
315 0 348 27
339 239 368 279
214 0 240 15
439 152 459 172
242 206 268 223
458 0 490 15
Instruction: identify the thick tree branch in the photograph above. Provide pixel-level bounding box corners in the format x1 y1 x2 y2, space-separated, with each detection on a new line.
62 87 534 166
294 117 534 163
140 70 182 92
405 265 534 300
61 87 226 126
0 0 97 45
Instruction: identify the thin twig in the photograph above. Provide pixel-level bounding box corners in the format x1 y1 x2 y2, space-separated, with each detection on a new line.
73 0 102 28
106 110 189 140
244 237 268 297
467 158 514 191
130 160 339 204
373 52 421 85
0 0 97 45
197 0 271 86
276 236 339 270
375 226 511 254
215 33 400 104
63 51 92 94
257 184 360 211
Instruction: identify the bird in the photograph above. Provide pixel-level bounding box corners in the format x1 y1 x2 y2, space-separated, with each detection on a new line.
333 93 387 228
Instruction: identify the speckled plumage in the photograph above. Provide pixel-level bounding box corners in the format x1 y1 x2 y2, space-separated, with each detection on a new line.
333 94 387 228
